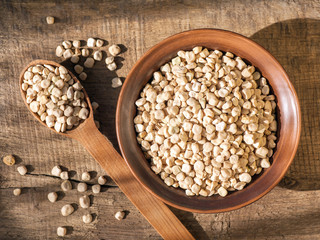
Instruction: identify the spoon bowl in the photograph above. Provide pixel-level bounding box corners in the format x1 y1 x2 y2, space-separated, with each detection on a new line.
19 59 94 139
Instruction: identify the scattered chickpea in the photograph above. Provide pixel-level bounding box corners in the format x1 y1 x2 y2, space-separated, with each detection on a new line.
84 57 95 68
57 227 67 237
98 176 107 185
60 171 69 180
17 165 27 176
62 40 72 49
73 40 81 48
111 77 122 88
13 188 21 196
61 180 72 191
74 48 81 56
81 172 91 181
71 55 79 64
46 16 55 25
48 192 58 203
74 64 84 74
2 154 15 166
63 49 73 59
79 195 90 208
51 165 62 177
91 102 99 111
81 48 90 57
115 211 125 220
79 72 87 81
96 39 104 47
82 213 93 224
56 45 65 57
93 51 103 61
107 62 117 71
77 182 87 192
61 204 74 216
87 38 96 48
109 44 121 56
92 184 101 194
105 56 114 65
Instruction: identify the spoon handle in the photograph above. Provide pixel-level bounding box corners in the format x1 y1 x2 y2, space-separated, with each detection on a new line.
74 119 194 240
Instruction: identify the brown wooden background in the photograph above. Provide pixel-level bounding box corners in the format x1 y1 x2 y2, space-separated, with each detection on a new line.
1 0 320 239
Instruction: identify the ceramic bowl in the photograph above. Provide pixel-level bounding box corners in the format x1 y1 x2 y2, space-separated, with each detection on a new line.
116 29 301 213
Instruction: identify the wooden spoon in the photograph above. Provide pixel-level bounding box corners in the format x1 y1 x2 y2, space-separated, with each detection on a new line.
19 60 195 240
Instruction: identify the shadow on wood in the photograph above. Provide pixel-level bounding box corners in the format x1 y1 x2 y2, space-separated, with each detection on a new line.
60 55 122 152
251 18 320 191
170 207 210 240
221 209 320 239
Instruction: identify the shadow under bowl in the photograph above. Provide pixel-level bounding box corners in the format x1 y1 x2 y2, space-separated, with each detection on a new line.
116 29 301 213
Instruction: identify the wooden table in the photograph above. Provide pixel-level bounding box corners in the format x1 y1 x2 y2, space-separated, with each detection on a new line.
1 0 320 239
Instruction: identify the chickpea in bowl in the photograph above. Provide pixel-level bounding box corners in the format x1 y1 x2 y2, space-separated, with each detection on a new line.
133 47 277 198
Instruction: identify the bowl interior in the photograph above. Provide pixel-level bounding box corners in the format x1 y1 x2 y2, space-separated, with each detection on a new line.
116 29 301 213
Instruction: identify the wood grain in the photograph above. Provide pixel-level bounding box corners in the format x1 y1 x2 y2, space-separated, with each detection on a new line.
1 0 320 239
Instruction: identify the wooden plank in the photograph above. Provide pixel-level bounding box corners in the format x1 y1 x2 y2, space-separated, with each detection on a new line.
1 0 320 239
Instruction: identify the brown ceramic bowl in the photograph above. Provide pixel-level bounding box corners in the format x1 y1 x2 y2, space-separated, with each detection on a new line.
116 29 301 213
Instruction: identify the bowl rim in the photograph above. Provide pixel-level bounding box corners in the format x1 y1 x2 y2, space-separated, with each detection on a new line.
116 28 301 213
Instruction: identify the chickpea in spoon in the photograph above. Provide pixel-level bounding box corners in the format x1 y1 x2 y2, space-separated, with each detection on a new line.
21 61 90 133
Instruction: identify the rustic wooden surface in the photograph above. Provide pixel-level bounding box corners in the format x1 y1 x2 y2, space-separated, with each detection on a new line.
1 0 320 239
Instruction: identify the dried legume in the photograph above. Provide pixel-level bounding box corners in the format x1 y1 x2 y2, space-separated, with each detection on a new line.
134 47 278 197
21 64 90 133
